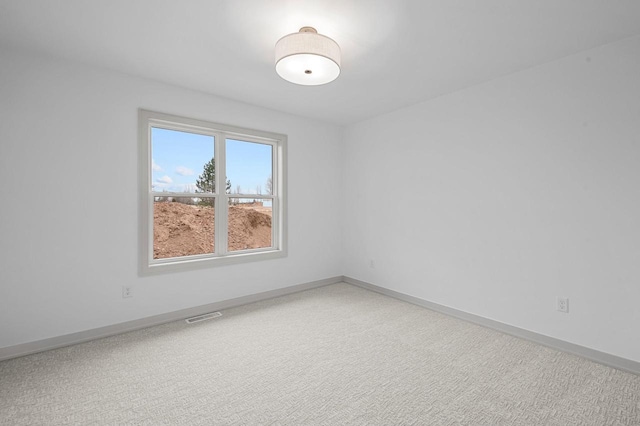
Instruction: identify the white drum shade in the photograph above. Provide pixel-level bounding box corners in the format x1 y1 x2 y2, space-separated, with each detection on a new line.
275 27 341 85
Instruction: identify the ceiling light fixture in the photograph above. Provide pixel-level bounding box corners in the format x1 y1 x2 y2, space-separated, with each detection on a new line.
275 26 341 86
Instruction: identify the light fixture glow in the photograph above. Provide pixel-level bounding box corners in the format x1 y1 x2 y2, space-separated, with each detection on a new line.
275 27 341 86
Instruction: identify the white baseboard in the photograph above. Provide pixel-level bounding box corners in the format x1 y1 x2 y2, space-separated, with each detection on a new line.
0 276 343 362
5 275 638 376
343 276 640 376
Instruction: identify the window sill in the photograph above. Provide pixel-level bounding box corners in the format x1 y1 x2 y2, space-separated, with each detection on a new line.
140 248 287 276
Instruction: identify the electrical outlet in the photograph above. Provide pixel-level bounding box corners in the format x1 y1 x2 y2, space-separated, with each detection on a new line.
122 285 133 299
369 260 375 269
557 297 569 313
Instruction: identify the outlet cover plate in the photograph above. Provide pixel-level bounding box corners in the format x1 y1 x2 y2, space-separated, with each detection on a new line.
557 297 569 313
122 286 133 298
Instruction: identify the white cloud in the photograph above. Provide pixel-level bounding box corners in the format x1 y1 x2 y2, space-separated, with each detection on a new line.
175 166 194 176
152 159 162 171
156 175 173 184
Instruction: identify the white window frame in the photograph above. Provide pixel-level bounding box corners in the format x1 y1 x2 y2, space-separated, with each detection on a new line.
138 109 287 275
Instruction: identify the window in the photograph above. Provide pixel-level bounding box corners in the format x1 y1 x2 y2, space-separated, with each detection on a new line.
138 110 287 274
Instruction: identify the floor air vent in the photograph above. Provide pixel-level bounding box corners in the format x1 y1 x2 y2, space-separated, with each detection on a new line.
185 311 222 324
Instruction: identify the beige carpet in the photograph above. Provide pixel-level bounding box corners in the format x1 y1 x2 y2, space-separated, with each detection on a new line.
1 283 639 425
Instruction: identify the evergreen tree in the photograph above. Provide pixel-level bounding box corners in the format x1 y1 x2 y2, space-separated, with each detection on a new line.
195 158 216 194
195 158 231 206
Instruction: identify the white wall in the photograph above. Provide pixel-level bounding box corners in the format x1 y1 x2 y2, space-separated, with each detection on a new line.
343 36 640 363
0 47 344 349
3 35 639 365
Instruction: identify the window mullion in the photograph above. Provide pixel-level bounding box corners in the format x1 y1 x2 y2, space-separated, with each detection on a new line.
215 132 228 255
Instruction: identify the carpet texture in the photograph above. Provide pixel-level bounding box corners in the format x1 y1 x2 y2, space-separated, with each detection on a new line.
1 283 639 425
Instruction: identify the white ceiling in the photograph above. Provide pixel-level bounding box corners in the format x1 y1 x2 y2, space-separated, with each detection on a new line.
1 1 639 125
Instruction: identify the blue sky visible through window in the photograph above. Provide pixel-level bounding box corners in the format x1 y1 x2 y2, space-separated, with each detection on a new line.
151 128 273 196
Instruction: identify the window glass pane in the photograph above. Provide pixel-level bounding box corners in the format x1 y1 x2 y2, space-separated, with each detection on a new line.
151 127 215 194
153 197 215 259
228 198 272 252
226 139 273 196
